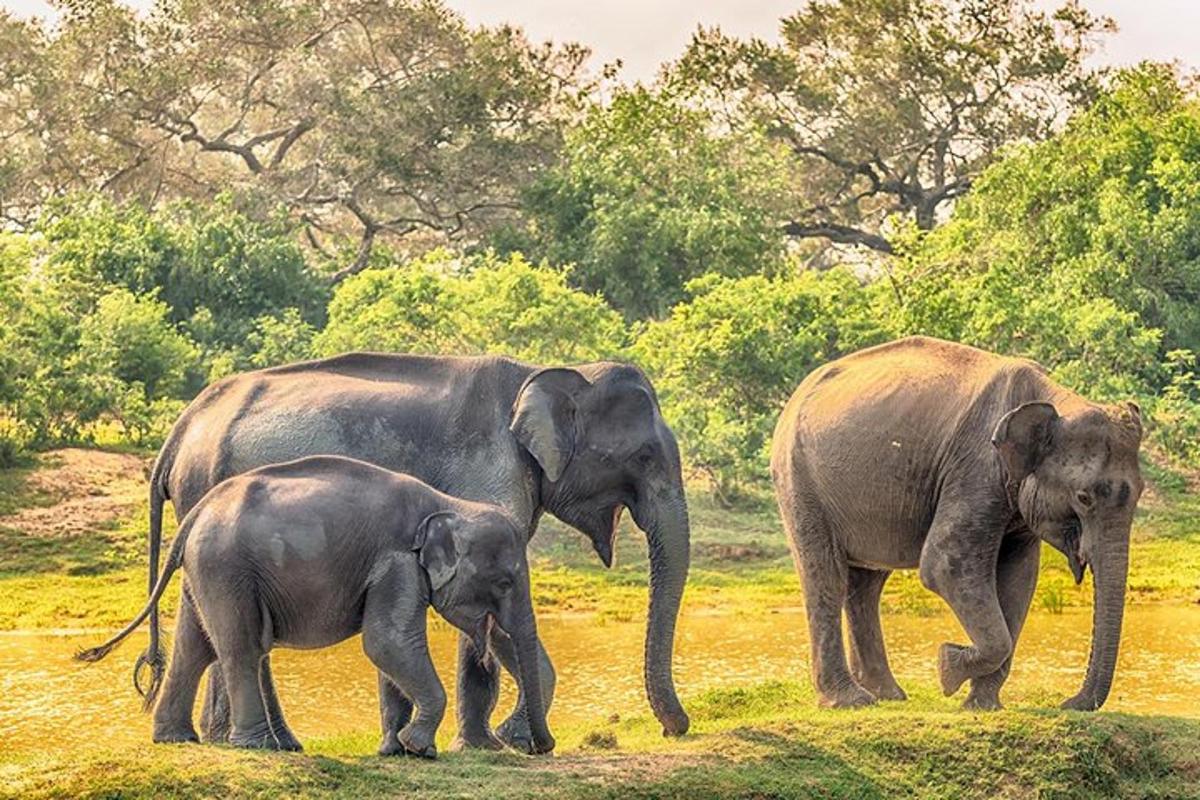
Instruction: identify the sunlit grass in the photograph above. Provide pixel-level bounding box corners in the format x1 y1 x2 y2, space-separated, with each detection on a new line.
2 680 1197 800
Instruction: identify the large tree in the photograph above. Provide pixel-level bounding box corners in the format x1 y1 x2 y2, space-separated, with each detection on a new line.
0 0 593 280
673 0 1113 254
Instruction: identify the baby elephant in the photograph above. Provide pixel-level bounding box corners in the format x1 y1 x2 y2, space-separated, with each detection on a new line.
77 455 554 758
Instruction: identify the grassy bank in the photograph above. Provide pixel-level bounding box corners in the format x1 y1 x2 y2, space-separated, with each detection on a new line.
3 681 1198 799
2 448 1199 798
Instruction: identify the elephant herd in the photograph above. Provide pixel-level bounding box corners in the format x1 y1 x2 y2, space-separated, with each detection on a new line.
81 335 1143 757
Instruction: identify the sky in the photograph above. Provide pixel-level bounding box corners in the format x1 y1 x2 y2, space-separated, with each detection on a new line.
4 0 1198 83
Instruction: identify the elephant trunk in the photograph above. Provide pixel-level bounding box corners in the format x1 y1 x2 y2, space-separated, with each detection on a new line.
505 571 555 754
1062 525 1130 711
640 488 691 736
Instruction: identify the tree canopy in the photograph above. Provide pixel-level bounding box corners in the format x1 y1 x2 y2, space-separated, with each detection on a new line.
673 0 1112 254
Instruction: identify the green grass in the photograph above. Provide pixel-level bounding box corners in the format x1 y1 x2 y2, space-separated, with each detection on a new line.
2 681 1197 799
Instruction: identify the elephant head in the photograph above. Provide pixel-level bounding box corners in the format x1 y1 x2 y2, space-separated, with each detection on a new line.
992 399 1144 710
510 364 691 736
414 509 554 753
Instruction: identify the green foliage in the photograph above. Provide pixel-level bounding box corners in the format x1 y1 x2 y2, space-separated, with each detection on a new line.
500 87 788 318
316 250 626 363
40 194 328 357
889 65 1200 404
77 288 196 400
633 269 892 496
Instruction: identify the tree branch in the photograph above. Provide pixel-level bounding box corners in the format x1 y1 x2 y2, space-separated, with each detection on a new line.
781 221 894 254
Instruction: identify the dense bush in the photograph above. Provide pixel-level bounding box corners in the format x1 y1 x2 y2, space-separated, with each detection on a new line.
0 196 325 450
39 194 329 376
633 269 892 498
316 251 627 363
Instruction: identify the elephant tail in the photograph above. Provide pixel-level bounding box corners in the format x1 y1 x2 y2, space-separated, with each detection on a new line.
75 507 193 710
137 446 172 708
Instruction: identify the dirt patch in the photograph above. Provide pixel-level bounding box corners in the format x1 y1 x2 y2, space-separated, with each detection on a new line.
0 449 150 539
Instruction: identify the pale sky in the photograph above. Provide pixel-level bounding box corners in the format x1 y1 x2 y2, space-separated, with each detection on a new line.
4 0 1197 82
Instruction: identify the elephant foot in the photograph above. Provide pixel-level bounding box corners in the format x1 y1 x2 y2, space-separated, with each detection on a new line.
962 691 1002 711
818 683 876 709
378 730 404 756
938 643 972 697
853 669 907 702
230 724 303 752
862 680 908 702
448 728 505 752
152 726 200 745
1060 693 1101 712
496 715 535 754
397 725 438 759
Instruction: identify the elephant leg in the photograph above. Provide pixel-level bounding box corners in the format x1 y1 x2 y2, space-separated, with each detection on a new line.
450 631 504 750
964 533 1040 710
919 503 1011 699
198 665 232 744
376 671 415 756
200 589 294 751
782 496 874 708
362 596 445 759
846 567 906 701
490 628 557 753
152 584 214 743
257 657 302 751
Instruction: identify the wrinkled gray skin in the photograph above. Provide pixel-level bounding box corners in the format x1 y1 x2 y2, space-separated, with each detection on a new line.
79 456 553 758
771 337 1143 711
141 354 690 752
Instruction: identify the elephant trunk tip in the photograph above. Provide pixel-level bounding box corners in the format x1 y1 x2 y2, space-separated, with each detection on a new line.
660 711 690 737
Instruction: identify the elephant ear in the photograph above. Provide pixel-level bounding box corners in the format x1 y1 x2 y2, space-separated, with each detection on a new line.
992 402 1059 482
414 511 462 591
510 368 590 482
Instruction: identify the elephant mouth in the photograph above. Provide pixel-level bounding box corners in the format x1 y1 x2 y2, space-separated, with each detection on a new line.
1064 521 1086 585
471 614 495 665
593 505 623 568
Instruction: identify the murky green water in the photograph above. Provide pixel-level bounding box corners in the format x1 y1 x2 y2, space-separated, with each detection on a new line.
2 605 1196 756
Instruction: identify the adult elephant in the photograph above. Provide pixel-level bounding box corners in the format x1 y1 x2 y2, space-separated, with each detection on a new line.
139 353 690 751
771 336 1143 711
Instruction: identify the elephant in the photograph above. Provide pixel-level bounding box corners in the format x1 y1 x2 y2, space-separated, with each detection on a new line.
136 353 690 753
78 456 554 758
770 336 1143 711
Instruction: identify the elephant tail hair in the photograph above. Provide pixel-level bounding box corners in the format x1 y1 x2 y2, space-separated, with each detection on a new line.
75 509 193 711
141 451 171 710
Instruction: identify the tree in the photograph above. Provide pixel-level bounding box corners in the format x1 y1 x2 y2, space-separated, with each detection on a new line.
497 87 789 318
673 0 1112 254
0 1 594 279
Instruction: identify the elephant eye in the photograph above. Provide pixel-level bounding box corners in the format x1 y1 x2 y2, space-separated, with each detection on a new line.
1075 490 1093 508
494 576 514 593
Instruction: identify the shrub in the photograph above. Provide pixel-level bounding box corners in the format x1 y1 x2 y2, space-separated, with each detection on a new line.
633 268 892 497
315 250 627 364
